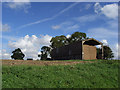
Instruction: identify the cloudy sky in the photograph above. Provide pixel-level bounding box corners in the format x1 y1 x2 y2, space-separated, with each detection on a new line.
1 1 119 60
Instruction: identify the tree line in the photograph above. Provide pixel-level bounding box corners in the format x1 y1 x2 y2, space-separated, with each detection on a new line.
11 32 114 60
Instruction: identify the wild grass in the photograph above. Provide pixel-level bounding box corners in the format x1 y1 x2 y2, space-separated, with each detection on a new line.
2 60 119 88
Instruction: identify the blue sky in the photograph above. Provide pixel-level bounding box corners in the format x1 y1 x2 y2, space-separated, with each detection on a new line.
1 2 118 59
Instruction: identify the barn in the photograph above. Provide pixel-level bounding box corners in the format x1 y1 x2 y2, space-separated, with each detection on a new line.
51 38 103 60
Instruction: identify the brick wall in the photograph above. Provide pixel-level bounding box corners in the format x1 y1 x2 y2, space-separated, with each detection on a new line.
83 45 96 60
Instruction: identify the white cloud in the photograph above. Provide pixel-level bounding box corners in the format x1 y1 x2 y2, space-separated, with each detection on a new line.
96 39 108 48
80 3 92 12
94 3 118 19
101 4 118 19
96 45 101 48
66 24 79 30
52 2 79 18
94 2 102 14
6 0 31 13
8 34 52 60
0 49 11 59
85 4 92 10
18 2 79 29
51 21 79 33
111 43 119 59
66 34 71 38
106 19 118 29
87 28 117 39
59 21 73 26
39 34 52 45
74 14 98 23
101 39 108 46
0 23 10 32
52 25 61 30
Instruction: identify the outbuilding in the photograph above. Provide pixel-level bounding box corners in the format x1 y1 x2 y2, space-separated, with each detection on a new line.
51 38 103 60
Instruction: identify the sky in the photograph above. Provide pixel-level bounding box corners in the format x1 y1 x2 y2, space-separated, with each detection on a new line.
1 1 119 60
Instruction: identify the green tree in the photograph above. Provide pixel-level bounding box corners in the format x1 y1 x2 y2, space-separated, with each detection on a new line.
50 32 89 48
11 48 25 60
40 46 51 60
50 35 68 48
38 54 41 60
103 46 114 59
97 46 114 60
40 51 47 60
68 32 87 43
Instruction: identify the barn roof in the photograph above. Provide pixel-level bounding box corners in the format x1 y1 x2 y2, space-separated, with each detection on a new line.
83 38 102 46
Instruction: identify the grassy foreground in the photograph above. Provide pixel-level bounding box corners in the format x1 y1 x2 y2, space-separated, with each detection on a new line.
2 60 119 88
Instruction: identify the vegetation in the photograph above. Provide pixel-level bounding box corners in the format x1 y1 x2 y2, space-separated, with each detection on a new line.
50 35 68 48
2 60 119 88
11 48 25 60
103 46 114 59
97 46 114 60
39 31 89 60
68 32 88 43
50 32 88 49
40 46 51 60
39 31 114 60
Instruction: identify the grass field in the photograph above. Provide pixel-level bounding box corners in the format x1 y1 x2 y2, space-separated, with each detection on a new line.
2 60 119 88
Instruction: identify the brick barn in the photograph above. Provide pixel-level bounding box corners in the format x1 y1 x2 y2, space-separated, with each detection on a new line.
51 38 103 60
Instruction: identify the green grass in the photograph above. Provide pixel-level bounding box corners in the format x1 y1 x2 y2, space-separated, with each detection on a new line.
2 60 119 88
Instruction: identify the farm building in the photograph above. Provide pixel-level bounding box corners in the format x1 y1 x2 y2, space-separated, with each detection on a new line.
51 38 103 60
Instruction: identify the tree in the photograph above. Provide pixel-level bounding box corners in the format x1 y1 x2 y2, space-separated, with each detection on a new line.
97 46 114 60
40 51 47 60
11 48 25 60
68 32 87 43
40 46 51 60
50 35 68 48
38 54 41 60
103 46 114 59
50 32 89 48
